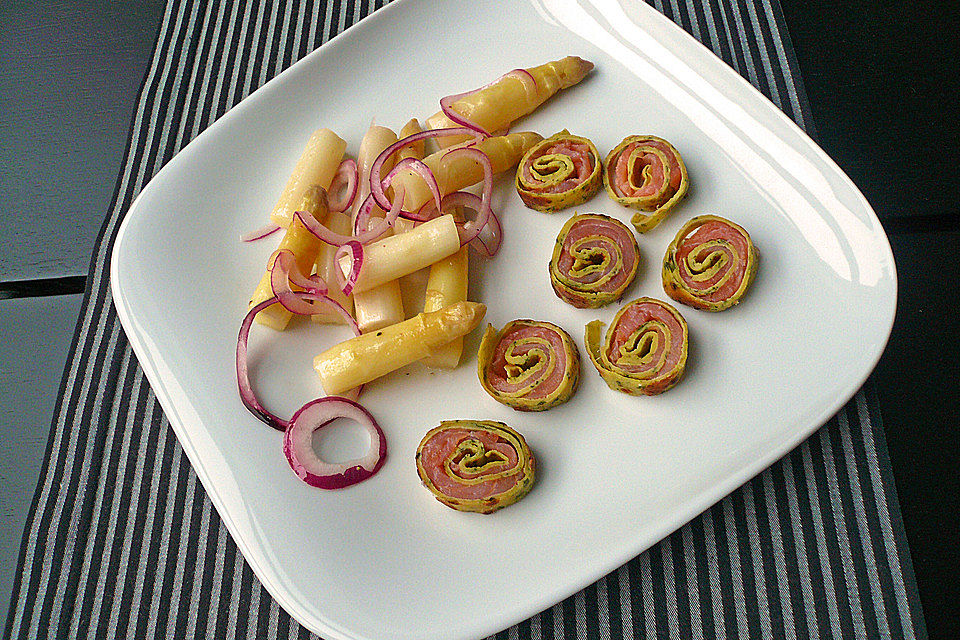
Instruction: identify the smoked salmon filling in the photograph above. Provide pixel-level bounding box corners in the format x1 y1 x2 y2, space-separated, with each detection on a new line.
585 297 688 396
602 135 689 232
549 213 640 309
415 420 536 513
515 131 602 212
477 319 580 411
662 215 759 312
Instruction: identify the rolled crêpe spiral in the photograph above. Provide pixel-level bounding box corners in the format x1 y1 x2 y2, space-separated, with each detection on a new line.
603 135 689 232
662 215 759 311
585 297 688 396
515 131 602 212
550 213 640 308
416 420 536 513
477 320 580 411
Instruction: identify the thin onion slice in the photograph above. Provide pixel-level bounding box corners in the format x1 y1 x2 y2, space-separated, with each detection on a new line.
335 241 363 296
240 222 281 242
268 248 327 315
438 68 539 138
471 207 502 257
283 397 387 490
327 158 359 213
440 147 494 246
353 184 405 239
237 291 361 431
369 127 484 211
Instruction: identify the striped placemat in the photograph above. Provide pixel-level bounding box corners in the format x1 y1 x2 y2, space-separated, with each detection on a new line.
4 1 927 638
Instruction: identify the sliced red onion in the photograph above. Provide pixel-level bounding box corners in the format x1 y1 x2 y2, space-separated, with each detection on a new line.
268 249 327 315
369 127 484 211
240 222 281 242
353 193 376 236
352 185 405 239
237 291 361 431
439 90 492 137
437 147 497 253
471 207 502 257
327 158 358 213
334 240 363 296
283 397 386 489
509 68 538 94
437 68 539 138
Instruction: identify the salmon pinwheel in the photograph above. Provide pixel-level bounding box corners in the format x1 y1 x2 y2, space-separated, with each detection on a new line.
603 135 689 232
585 297 689 396
549 213 641 308
477 320 580 411
662 215 759 312
415 420 536 513
515 131 602 212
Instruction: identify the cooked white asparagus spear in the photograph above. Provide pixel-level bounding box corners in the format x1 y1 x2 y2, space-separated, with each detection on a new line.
314 301 487 395
391 132 542 212
249 187 327 330
311 207 355 324
270 128 346 227
352 124 405 333
338 214 460 294
392 118 424 235
421 247 469 369
426 56 594 147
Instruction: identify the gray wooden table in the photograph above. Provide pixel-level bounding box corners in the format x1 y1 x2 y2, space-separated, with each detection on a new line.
2 0 956 636
0 0 165 624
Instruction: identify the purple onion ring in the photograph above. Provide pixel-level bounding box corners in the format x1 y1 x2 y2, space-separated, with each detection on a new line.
283 397 387 490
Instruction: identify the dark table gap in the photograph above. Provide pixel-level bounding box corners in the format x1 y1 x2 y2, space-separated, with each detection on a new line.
0 276 88 301
779 0 960 223
780 0 960 636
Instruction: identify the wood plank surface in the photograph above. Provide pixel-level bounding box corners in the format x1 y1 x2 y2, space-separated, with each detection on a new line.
0 0 165 282
0 294 83 627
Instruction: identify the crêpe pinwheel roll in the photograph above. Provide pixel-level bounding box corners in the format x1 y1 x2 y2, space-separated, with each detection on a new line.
477 319 580 411
515 130 602 212
415 420 536 513
603 135 689 232
662 215 759 312
550 213 640 309
585 297 688 396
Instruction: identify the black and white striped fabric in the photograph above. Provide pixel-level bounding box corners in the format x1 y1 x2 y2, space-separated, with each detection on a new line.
5 1 927 638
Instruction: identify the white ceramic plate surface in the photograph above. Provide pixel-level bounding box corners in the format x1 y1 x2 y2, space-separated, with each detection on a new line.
111 1 897 638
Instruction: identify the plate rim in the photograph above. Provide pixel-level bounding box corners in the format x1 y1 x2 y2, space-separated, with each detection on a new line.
110 0 898 638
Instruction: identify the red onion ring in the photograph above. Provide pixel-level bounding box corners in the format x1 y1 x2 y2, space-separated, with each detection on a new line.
334 240 363 296
368 127 484 212
236 291 361 431
290 199 380 246
268 249 328 315
353 184 406 239
440 148 494 246
438 69 539 138
471 206 502 257
283 397 386 490
415 191 501 256
353 193 377 237
240 222 281 242
327 158 358 213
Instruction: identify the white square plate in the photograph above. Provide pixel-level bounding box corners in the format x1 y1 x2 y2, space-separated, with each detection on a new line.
111 1 897 638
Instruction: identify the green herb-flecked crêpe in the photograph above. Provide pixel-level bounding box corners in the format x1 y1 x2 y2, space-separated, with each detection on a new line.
477 319 580 411
662 214 759 312
585 297 689 396
515 130 602 212
603 135 689 232
416 420 536 514
549 213 641 309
